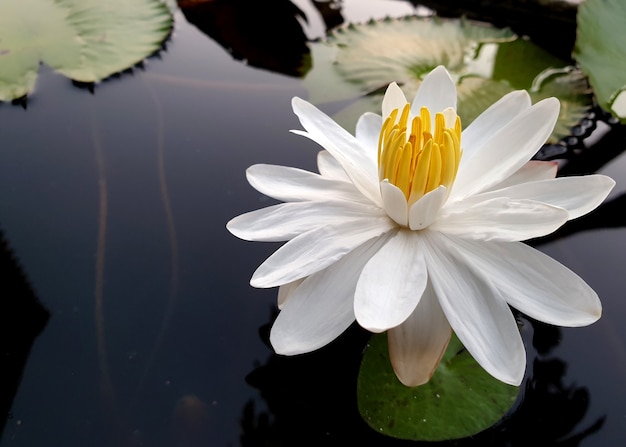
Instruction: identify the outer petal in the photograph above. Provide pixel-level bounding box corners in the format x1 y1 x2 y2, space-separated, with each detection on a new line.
408 186 447 230
434 197 569 242
451 97 560 201
411 66 456 118
445 236 602 326
380 180 408 227
486 160 558 191
317 150 350 181
270 235 391 355
465 174 615 220
382 82 408 120
355 112 383 158
421 232 526 386
388 283 452 387
354 230 426 332
291 97 381 205
277 278 304 309
247 164 368 203
227 201 386 242
461 90 531 162
250 216 395 288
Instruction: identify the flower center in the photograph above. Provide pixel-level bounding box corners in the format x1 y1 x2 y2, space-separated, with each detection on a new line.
377 104 462 205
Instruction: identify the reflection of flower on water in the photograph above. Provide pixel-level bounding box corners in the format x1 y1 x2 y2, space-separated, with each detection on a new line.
498 317 606 446
228 66 614 387
240 314 604 446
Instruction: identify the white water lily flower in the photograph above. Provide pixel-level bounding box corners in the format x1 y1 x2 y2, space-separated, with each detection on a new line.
227 66 615 387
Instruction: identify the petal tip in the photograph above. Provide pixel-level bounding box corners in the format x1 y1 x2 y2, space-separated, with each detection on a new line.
225 218 236 234
354 317 389 334
493 356 526 387
291 96 305 108
537 96 561 117
269 329 297 356
249 274 268 289
391 360 437 387
431 64 451 77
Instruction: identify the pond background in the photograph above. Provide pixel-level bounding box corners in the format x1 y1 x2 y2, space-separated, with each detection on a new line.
1 1 626 446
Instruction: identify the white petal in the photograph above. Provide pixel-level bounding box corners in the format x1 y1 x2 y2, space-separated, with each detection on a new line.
291 97 381 205
411 66 456 116
277 279 304 309
246 164 368 204
354 230 426 332
461 90 531 161
382 82 408 119
486 160 557 191
422 232 526 386
408 186 447 230
447 237 602 326
468 174 615 220
251 216 394 288
380 180 408 227
270 235 390 355
317 150 349 181
227 201 386 242
435 197 569 241
388 283 452 386
451 97 560 201
356 112 383 159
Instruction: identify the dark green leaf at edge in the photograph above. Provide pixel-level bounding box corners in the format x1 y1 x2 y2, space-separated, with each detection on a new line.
357 332 519 441
573 0 626 122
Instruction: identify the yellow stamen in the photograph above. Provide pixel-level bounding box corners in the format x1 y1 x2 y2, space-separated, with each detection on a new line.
378 104 463 205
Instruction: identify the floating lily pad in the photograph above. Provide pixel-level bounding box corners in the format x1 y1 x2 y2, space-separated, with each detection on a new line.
304 16 591 142
574 0 626 122
0 0 174 101
357 332 519 441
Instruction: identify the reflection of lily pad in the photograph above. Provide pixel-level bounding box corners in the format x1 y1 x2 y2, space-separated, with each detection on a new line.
574 0 626 122
0 0 174 101
304 16 591 142
179 0 311 78
357 332 519 441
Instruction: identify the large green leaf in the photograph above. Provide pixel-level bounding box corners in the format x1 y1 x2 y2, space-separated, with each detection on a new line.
304 16 591 142
574 0 626 122
0 0 173 101
357 332 519 441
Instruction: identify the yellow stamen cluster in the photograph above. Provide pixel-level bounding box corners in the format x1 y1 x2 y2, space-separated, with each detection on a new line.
378 104 462 205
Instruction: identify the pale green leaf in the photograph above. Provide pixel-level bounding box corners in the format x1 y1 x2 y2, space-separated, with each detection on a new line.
0 0 173 101
304 16 591 142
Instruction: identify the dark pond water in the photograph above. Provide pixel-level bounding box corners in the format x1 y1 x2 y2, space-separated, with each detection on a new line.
1 1 626 446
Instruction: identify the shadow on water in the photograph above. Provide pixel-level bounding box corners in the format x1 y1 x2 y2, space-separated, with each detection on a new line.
0 230 50 437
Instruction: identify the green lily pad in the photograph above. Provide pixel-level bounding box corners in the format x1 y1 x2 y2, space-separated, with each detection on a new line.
357 332 519 441
304 16 592 142
0 0 173 102
574 0 626 122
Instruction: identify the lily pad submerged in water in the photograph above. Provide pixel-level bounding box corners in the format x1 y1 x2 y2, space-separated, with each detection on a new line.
0 0 174 101
357 332 519 441
304 15 591 142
